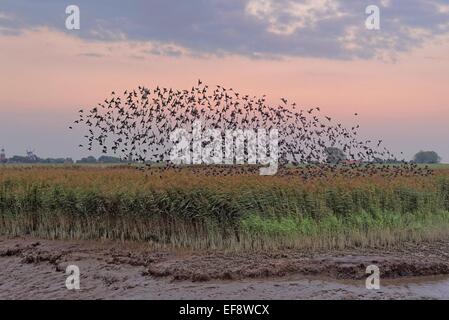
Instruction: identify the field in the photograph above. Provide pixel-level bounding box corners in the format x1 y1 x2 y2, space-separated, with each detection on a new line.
2 164 449 251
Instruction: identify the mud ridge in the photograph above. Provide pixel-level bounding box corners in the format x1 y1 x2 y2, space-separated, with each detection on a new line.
2 236 449 283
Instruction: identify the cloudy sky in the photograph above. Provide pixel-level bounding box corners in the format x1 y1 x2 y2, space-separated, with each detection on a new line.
1 0 449 161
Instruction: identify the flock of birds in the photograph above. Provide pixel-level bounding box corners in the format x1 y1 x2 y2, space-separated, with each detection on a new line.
71 81 432 179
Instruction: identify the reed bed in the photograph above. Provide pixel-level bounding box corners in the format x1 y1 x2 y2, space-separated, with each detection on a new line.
1 165 449 250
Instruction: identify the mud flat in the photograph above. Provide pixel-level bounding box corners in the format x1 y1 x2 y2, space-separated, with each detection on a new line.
1 236 449 299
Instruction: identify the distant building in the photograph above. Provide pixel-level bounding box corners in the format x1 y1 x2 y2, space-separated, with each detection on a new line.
0 148 6 163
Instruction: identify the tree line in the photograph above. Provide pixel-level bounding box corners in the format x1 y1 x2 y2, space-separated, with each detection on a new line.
0 151 443 165
324 148 442 164
2 154 125 164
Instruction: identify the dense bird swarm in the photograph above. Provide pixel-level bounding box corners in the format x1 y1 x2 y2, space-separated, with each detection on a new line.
71 81 431 179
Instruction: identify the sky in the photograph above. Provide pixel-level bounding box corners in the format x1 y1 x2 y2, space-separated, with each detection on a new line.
0 0 448 161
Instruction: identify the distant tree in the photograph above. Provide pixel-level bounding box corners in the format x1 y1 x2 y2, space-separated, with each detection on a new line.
372 157 402 164
76 156 97 164
9 155 40 163
324 147 346 164
98 155 123 163
384 158 402 164
42 158 66 164
413 151 441 164
7 155 74 164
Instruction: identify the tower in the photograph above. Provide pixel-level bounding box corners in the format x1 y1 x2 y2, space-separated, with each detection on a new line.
0 147 6 163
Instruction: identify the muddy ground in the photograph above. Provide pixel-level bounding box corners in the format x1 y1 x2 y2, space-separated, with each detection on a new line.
1 236 449 299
